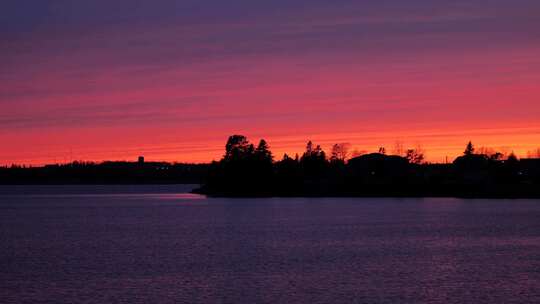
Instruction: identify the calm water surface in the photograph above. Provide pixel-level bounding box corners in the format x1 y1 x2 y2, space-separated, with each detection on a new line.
1 185 539 303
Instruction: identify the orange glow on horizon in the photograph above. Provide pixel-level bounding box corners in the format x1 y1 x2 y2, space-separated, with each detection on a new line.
3 124 539 166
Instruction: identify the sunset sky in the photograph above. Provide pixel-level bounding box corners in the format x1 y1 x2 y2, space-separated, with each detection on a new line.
1 0 539 165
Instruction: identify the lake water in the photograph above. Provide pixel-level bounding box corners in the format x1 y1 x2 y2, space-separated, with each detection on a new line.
1 185 539 303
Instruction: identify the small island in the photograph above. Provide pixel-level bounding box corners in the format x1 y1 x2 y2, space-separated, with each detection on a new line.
194 135 540 198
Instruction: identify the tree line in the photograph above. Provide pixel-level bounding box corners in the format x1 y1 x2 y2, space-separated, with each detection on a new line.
0 161 209 184
196 135 540 197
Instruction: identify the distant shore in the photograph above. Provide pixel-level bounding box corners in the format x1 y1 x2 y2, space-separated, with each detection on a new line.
0 161 208 185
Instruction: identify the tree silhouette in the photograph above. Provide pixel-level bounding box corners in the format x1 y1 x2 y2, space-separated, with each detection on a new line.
207 135 276 195
255 139 273 163
490 152 504 161
301 141 327 180
405 148 425 164
330 143 351 163
225 135 251 161
507 152 518 163
305 141 314 155
302 141 326 160
314 145 325 159
275 152 301 194
464 141 475 155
